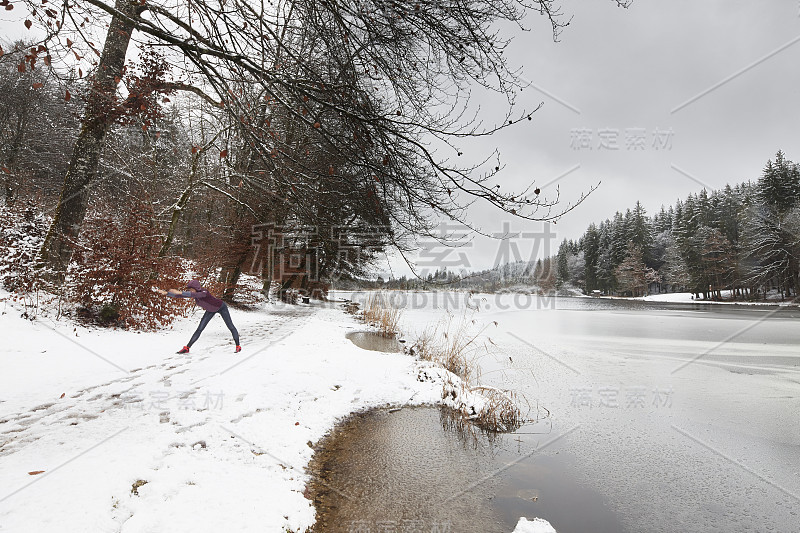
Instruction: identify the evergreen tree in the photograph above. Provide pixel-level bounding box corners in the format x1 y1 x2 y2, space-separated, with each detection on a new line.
661 235 691 291
758 151 800 215
596 222 617 292
615 241 648 297
539 257 556 294
567 251 586 291
650 229 671 273
629 201 652 265
611 211 627 264
556 239 571 287
697 226 733 298
583 223 600 292
653 205 672 234
533 258 543 283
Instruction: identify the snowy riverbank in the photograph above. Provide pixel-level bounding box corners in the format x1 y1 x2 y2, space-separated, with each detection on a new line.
619 290 798 306
0 296 452 532
0 291 559 532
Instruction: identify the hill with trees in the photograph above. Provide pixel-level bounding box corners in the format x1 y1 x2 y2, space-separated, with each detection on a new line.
554 150 800 300
364 150 800 301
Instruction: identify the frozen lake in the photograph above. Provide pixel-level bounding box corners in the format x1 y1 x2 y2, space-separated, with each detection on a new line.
328 292 800 532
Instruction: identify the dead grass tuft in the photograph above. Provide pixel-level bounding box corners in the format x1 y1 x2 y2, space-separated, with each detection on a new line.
470 386 523 431
410 312 482 381
361 292 401 337
411 311 526 433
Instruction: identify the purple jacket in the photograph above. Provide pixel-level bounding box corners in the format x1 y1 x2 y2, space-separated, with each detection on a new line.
168 280 224 312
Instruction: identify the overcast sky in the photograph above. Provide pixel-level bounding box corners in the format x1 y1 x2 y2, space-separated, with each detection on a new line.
4 1 800 278
381 0 800 278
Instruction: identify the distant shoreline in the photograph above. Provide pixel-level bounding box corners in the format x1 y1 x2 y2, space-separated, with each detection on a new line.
330 288 799 309
588 291 800 308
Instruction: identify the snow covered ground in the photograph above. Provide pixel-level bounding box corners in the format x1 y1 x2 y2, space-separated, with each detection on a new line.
0 295 464 532
622 289 797 305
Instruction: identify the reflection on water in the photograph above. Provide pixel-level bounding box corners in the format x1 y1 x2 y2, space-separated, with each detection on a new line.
308 407 626 533
346 331 403 353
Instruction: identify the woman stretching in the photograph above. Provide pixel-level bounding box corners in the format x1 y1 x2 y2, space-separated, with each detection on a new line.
158 280 241 354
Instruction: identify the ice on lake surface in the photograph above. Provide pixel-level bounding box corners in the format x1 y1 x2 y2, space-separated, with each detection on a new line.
328 292 800 533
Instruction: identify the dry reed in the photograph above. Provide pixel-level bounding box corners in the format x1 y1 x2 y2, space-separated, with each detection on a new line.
361 292 401 337
410 311 525 433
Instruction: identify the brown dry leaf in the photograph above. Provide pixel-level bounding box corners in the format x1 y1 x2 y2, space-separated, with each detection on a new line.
60 393 65 399
64 90 71 101
28 471 45 476
32 82 43 89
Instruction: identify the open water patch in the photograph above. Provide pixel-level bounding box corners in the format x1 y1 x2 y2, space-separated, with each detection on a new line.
307 407 626 533
345 331 403 353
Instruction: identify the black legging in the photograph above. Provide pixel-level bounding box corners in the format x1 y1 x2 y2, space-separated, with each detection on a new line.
187 302 240 347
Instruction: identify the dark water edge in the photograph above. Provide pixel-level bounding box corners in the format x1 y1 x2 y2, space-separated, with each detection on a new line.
307 406 627 533
345 331 404 353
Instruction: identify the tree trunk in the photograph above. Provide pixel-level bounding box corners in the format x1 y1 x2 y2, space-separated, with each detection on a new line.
220 250 249 302
3 112 27 206
277 252 307 303
158 184 192 258
218 105 271 302
38 0 142 280
261 273 273 298
158 146 202 258
2 178 12 207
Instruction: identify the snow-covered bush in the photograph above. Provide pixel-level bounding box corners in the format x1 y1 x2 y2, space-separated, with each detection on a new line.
0 204 48 297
